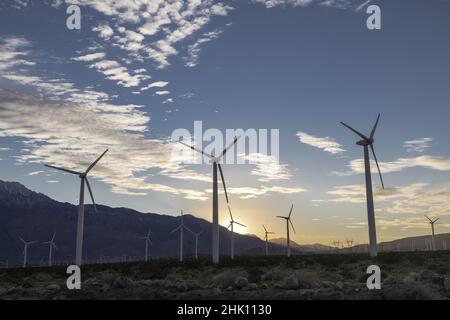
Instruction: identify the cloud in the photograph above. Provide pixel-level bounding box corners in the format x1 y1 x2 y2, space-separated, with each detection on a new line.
155 90 170 96
184 30 223 68
253 0 313 8
403 138 433 153
28 170 44 176
348 156 450 174
226 185 306 199
241 153 292 182
297 132 345 155
92 24 114 40
71 52 106 62
0 36 35 72
89 59 150 87
140 81 169 91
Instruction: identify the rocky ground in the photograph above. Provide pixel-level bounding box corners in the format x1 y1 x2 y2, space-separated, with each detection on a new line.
0 252 449 300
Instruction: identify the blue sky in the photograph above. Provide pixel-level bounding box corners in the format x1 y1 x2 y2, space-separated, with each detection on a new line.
1 0 450 245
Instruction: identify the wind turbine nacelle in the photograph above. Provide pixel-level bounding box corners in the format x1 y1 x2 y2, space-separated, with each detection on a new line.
357 139 373 146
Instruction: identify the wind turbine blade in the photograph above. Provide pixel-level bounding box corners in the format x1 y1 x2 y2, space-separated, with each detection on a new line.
289 219 296 234
433 218 440 223
184 225 194 234
276 216 287 219
85 149 109 174
340 122 369 141
288 204 294 218
178 141 213 159
370 114 381 139
227 223 232 230
45 164 80 176
370 144 385 189
19 236 25 244
51 232 56 242
53 244 58 252
228 205 234 222
170 225 182 234
217 136 240 161
235 221 247 228
85 178 97 212
218 164 229 203
425 215 432 223
263 225 268 233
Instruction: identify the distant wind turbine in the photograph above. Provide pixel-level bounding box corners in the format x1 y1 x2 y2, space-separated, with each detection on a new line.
425 215 439 251
263 225 275 257
42 232 58 266
141 228 152 262
276 205 296 257
170 210 193 262
227 206 246 260
341 114 385 257
179 136 240 264
187 230 203 260
19 236 36 268
45 149 108 265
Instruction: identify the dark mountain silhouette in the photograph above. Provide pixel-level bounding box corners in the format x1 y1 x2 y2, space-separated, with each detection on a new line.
0 180 267 266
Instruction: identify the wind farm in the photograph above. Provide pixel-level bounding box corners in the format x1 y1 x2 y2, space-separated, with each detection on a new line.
1 0 450 302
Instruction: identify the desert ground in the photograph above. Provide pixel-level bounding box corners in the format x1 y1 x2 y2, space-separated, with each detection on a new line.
0 252 449 300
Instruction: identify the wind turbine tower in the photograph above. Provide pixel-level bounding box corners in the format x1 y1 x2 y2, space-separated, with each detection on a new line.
141 228 152 262
19 237 36 268
425 215 439 251
170 210 193 262
179 137 239 265
263 225 275 257
341 114 385 257
276 205 296 257
45 149 108 265
42 232 58 266
227 206 246 260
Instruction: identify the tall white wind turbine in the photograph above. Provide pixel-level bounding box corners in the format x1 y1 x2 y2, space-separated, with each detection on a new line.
45 149 108 266
179 137 240 264
276 205 296 257
170 210 193 262
341 114 385 258
187 230 203 260
425 215 439 251
42 232 58 266
141 228 153 262
19 237 36 268
263 225 275 257
227 206 246 260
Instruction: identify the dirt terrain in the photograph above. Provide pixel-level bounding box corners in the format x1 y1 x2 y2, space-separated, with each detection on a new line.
1 252 449 300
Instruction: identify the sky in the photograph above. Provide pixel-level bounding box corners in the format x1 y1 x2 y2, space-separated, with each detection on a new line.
1 0 450 246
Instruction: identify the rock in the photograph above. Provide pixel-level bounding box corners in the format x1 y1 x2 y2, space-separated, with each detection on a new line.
260 283 269 289
243 283 258 291
225 286 233 291
140 279 154 286
335 281 344 290
234 276 249 290
403 272 420 284
321 281 335 288
211 288 222 296
420 270 434 280
277 275 299 290
444 277 450 292
46 284 60 291
112 276 133 289
175 282 189 292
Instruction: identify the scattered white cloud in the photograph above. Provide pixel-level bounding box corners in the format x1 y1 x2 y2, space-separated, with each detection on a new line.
89 59 150 87
226 185 306 199
92 24 114 40
28 170 44 176
241 153 292 182
185 30 222 68
297 132 345 155
155 90 170 96
140 81 169 91
403 138 433 153
71 52 106 62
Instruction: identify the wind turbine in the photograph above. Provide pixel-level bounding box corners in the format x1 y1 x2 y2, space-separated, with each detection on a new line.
170 210 193 262
42 232 58 266
141 228 152 262
263 225 275 257
187 230 203 260
227 206 246 260
45 149 108 265
425 215 439 251
341 114 385 258
276 205 296 257
19 237 36 268
179 136 240 264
